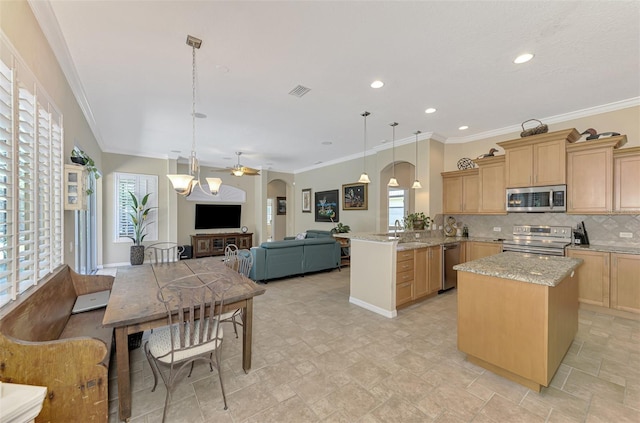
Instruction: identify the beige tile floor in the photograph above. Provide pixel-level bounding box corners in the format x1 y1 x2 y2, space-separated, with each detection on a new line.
108 268 640 422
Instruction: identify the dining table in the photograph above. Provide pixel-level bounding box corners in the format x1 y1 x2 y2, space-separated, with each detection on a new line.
102 256 266 422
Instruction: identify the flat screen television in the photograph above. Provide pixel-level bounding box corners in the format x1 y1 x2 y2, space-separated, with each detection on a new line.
195 204 241 229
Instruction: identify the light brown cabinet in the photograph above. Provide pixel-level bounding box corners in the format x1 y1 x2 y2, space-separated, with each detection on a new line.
428 246 442 294
414 246 442 299
566 136 627 214
441 169 479 214
191 233 253 258
396 250 414 307
475 155 506 214
466 241 502 261
567 248 640 315
566 249 610 307
498 129 580 188
610 253 640 314
614 146 640 213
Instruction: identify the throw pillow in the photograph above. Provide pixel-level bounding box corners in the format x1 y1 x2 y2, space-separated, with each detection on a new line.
295 232 307 240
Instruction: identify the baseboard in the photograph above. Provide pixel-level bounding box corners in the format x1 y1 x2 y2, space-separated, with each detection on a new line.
349 296 397 318
580 303 640 321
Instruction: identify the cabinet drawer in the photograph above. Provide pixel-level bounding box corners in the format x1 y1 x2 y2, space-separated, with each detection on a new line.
397 251 413 262
396 269 414 284
396 281 413 306
397 259 414 273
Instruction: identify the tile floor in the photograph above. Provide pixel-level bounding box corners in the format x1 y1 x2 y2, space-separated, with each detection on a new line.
108 268 640 422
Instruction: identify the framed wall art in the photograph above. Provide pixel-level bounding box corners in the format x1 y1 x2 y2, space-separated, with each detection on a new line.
314 189 339 222
301 188 312 213
342 183 368 210
277 197 286 215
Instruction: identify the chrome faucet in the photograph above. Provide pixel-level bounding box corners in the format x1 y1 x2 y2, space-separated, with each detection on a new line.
394 219 402 238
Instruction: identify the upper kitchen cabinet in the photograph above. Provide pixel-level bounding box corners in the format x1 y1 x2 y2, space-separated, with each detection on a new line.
566 136 628 214
614 146 640 213
474 155 506 214
442 169 479 214
498 129 580 188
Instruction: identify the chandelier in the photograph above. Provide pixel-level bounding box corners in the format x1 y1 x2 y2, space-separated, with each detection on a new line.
167 35 222 196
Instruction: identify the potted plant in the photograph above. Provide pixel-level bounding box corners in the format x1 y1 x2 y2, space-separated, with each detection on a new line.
403 212 431 230
331 222 351 234
70 147 101 195
127 191 155 265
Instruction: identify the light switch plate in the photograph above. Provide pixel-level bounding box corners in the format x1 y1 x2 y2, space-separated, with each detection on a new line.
493 227 502 232
620 232 633 238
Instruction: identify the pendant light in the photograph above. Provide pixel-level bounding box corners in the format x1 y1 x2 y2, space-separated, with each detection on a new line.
358 111 371 184
167 35 222 196
387 122 399 187
411 130 422 189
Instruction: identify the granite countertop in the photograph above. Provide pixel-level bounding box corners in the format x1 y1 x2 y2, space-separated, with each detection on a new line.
339 232 504 250
566 244 640 255
453 251 582 287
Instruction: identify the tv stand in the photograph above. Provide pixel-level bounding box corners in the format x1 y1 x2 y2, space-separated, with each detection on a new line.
191 232 253 258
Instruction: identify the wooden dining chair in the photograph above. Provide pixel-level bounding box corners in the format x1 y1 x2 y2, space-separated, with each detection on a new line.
147 242 185 264
144 272 231 422
223 243 239 269
219 248 253 338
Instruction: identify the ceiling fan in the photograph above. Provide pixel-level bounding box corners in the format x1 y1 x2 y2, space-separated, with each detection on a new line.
229 152 260 176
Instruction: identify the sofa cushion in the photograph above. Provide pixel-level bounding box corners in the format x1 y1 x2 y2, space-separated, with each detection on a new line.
303 237 337 246
261 239 305 248
305 229 333 238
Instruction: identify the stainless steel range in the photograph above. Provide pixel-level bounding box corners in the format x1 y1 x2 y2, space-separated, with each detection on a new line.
502 225 572 256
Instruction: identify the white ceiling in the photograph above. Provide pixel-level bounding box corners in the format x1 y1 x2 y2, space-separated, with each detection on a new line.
31 1 640 173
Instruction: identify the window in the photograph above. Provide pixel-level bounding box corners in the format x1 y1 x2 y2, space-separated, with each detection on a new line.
114 172 158 243
0 37 64 308
388 188 408 230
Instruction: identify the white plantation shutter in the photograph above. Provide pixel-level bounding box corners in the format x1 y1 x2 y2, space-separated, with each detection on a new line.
0 36 65 308
115 172 158 243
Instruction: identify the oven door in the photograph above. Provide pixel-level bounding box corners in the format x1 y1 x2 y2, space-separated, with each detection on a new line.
502 243 566 257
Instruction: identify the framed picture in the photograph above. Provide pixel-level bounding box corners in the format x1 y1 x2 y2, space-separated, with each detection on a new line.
314 189 339 222
301 188 312 213
277 197 286 215
342 183 368 210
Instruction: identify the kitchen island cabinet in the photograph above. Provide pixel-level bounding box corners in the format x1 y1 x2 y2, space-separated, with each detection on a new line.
455 252 581 392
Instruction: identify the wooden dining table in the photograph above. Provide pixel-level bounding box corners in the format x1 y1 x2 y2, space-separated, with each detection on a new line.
102 257 266 422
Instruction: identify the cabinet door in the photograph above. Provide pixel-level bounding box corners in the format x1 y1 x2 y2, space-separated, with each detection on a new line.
211 237 225 255
479 159 506 214
428 246 442 294
611 253 640 314
567 147 612 213
468 242 502 261
414 248 429 298
238 234 253 249
442 175 463 213
505 144 533 188
567 249 610 307
462 174 479 213
534 139 566 186
194 238 211 257
614 151 640 212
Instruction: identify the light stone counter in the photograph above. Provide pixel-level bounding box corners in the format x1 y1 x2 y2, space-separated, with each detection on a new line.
335 232 504 250
566 244 640 255
453 251 582 287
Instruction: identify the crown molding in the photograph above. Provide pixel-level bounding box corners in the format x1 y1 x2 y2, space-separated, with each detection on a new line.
28 0 105 150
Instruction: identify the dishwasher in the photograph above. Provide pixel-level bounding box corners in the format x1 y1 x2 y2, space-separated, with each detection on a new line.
441 242 461 292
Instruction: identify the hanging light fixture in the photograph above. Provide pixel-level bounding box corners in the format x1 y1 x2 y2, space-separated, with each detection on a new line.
358 111 371 184
167 35 222 196
388 122 399 187
411 130 422 189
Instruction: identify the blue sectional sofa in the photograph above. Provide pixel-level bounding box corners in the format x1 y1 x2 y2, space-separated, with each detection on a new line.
249 230 341 282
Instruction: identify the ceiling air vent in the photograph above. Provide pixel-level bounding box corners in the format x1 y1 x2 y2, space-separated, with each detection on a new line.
288 85 311 98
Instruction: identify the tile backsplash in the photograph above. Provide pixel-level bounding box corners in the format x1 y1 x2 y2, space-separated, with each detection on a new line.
433 213 640 247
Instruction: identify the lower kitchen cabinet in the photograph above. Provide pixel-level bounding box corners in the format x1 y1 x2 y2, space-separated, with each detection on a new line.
611 253 640 314
567 249 640 315
396 250 414 307
467 241 502 261
566 249 610 307
397 246 442 308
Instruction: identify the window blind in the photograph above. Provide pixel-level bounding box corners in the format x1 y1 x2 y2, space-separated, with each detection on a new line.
115 172 158 243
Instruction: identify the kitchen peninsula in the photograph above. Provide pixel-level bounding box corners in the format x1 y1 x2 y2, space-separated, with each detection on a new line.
454 252 582 392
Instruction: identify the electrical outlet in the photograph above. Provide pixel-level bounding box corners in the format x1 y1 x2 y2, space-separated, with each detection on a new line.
69 242 74 253
493 227 502 232
620 232 633 238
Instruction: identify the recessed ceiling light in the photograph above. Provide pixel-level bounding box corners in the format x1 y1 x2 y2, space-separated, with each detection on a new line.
513 53 534 64
459 125 469 130
425 108 437 114
370 80 384 89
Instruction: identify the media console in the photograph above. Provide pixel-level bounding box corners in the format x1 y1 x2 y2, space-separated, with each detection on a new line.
191 232 253 258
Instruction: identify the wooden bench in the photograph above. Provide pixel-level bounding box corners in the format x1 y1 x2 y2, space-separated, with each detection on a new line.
0 265 115 423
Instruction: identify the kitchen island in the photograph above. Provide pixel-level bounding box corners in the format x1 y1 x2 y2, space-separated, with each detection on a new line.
454 252 582 392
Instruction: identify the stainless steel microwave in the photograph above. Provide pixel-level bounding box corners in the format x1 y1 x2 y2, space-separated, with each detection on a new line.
506 185 567 212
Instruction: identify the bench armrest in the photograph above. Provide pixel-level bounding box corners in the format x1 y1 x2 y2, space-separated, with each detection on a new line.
70 269 114 296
